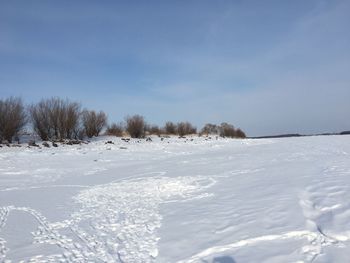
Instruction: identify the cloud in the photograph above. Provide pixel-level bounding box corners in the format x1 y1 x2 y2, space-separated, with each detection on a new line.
1 1 349 136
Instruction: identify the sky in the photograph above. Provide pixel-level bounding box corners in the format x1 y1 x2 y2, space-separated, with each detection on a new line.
0 0 349 136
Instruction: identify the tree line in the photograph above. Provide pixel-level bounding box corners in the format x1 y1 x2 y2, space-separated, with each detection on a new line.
0 97 246 143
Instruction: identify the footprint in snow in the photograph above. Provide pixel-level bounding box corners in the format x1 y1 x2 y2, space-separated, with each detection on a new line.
0 175 215 263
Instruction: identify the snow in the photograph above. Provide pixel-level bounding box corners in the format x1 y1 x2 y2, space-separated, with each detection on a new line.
1 135 350 262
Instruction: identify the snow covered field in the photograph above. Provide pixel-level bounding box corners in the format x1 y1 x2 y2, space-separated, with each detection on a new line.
1 135 350 262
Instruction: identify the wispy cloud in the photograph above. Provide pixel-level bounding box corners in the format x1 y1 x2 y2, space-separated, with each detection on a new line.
0 0 349 136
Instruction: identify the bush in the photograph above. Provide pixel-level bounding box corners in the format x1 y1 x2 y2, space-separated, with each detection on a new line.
147 125 162 136
200 123 218 136
30 97 81 140
164 121 177 135
106 122 124 137
219 122 236 138
125 115 145 138
29 99 52 141
59 100 81 140
0 95 247 141
235 128 246 138
0 97 27 143
177 122 197 137
82 110 107 138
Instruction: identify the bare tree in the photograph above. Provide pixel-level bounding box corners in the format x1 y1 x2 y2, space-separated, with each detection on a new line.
30 97 81 140
125 115 145 138
235 128 246 138
177 122 197 137
219 122 236 138
82 110 107 138
164 121 177 135
106 122 124 137
61 100 81 139
200 123 218 136
49 98 61 139
0 97 27 143
29 100 51 141
147 125 162 136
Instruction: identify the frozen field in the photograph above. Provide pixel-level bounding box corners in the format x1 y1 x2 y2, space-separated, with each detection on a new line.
1 135 350 262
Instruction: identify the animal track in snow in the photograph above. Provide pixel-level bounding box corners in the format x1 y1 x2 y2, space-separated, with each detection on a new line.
0 206 84 262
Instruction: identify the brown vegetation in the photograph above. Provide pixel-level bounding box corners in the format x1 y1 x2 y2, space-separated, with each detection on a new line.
200 123 219 136
29 97 81 140
82 110 107 138
219 122 236 138
164 121 177 135
177 122 197 137
147 125 162 136
0 97 27 143
235 128 246 138
1 96 248 142
125 115 146 138
106 122 124 137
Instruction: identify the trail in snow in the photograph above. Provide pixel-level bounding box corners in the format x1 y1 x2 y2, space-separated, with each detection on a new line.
1 136 350 262
0 184 89 192
0 175 215 262
178 230 333 263
0 207 10 261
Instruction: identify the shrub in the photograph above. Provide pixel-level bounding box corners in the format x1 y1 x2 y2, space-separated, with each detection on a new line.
29 100 51 141
200 123 218 136
30 97 81 140
125 115 145 138
82 110 107 138
219 122 236 138
164 121 177 135
0 97 27 143
106 122 124 137
63 101 81 139
147 125 162 136
235 128 246 138
177 122 197 137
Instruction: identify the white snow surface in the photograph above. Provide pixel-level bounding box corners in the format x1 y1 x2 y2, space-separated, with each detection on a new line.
1 135 350 262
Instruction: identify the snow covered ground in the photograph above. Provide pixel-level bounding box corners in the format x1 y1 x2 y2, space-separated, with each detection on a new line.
1 135 350 262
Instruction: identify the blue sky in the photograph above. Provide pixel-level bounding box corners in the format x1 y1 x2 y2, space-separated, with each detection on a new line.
0 0 349 136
